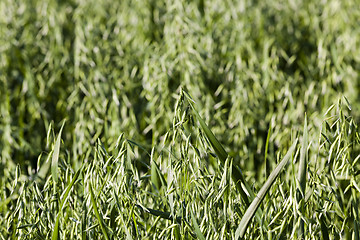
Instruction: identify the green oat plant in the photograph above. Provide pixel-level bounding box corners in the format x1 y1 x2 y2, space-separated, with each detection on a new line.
1 95 359 239
1 0 360 239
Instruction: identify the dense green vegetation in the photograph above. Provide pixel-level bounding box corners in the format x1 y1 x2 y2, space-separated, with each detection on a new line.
1 0 360 239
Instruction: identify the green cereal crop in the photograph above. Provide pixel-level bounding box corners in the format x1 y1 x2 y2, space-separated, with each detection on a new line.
1 0 359 239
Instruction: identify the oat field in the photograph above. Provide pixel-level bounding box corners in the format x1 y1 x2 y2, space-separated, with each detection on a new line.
0 0 360 239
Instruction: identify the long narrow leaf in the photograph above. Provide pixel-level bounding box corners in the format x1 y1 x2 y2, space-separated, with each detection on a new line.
191 208 206 240
136 204 181 223
52 120 66 187
297 115 308 238
51 166 82 240
183 91 250 206
298 115 308 194
89 182 110 240
264 121 272 177
235 139 298 239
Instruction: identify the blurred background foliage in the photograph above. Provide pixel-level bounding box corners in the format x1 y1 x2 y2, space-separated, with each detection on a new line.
1 0 359 174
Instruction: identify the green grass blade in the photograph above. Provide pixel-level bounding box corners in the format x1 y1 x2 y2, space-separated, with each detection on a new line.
183 91 250 206
46 122 52 149
352 199 359 240
51 165 82 240
151 147 161 190
235 139 298 239
89 182 110 240
52 120 66 188
150 147 167 190
37 150 52 181
264 121 272 177
183 92 227 161
298 115 308 195
136 204 181 223
354 219 359 240
190 208 206 240
297 115 308 238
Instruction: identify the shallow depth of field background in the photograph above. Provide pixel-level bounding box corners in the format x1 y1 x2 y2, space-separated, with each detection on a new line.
1 0 360 239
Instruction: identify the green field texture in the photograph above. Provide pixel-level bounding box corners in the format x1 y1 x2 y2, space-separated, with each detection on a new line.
1 0 360 239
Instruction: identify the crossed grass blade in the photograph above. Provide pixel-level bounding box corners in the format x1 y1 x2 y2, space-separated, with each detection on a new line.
183 90 251 206
235 139 298 239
